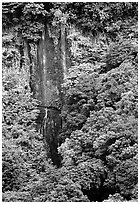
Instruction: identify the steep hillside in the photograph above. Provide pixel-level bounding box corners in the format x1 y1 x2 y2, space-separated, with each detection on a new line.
2 2 138 202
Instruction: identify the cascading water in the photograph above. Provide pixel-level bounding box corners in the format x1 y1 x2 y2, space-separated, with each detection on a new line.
28 14 70 166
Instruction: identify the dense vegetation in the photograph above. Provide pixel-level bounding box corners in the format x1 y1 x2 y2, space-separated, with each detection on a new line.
2 2 138 202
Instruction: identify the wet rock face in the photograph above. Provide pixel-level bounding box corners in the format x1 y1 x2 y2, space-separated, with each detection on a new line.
29 22 70 107
35 106 62 166
42 107 62 166
28 21 70 166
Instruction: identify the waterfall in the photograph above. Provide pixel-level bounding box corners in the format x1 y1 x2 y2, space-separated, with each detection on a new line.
27 17 71 166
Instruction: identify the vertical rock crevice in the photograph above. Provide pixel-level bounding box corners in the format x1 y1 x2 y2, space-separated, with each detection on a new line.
29 17 71 166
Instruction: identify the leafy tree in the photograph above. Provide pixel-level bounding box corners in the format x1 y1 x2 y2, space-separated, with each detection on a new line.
59 5 137 200
2 2 138 202
2 65 48 200
65 2 137 36
59 106 137 200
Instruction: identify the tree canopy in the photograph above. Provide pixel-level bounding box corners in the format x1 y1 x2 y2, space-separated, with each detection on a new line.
2 2 138 202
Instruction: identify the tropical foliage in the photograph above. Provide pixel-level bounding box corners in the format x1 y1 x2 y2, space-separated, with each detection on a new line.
2 2 138 202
